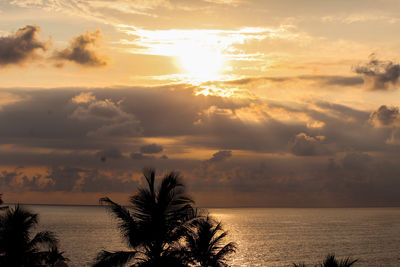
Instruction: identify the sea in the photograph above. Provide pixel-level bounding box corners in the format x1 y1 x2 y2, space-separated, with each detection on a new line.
24 205 400 267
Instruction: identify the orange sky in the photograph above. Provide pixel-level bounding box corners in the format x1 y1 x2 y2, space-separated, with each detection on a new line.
1 0 400 207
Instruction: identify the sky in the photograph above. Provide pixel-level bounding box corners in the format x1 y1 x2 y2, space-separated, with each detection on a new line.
1 0 400 207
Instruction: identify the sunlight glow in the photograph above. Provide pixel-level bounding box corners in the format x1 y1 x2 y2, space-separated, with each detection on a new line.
117 26 292 81
177 45 225 80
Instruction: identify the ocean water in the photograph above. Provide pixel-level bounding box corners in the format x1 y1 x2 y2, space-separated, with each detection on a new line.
25 205 400 267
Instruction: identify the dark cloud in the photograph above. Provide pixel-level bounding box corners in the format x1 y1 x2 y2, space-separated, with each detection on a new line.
71 99 131 121
140 143 164 154
77 169 138 193
70 94 143 137
206 150 232 163
0 166 138 193
88 120 143 137
288 133 329 156
189 151 400 207
369 105 399 127
0 86 400 206
0 86 387 155
314 75 364 86
46 166 83 191
208 75 363 87
97 148 124 162
354 55 400 90
0 25 49 66
53 30 107 67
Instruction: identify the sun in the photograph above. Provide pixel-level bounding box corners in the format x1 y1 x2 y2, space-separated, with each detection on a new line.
177 45 225 81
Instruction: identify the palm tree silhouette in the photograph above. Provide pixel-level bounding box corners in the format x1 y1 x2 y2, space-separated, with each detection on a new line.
184 216 236 267
319 254 358 267
93 168 197 267
293 254 358 267
0 204 61 267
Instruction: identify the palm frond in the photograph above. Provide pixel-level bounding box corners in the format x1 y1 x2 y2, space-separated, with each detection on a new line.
320 254 358 267
99 197 139 248
185 216 235 267
0 205 62 267
95 169 229 267
29 231 59 249
339 258 358 267
142 168 155 199
214 242 236 261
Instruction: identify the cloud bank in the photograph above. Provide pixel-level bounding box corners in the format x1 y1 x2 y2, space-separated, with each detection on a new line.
0 86 398 206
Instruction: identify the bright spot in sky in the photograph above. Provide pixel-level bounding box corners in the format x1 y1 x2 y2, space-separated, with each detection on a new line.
177 45 225 81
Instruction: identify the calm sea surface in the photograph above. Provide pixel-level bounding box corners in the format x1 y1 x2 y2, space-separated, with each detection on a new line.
26 205 400 267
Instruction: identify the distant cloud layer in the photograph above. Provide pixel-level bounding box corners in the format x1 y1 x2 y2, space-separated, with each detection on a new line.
0 25 49 66
0 85 400 206
53 30 108 67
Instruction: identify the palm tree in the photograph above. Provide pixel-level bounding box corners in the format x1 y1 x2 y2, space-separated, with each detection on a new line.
93 168 197 267
319 254 358 267
0 204 61 267
184 216 236 267
293 254 358 267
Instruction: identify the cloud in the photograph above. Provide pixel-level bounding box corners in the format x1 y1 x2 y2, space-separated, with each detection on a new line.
206 150 232 163
71 98 131 121
212 75 363 87
46 166 84 191
88 120 142 137
71 92 96 104
1 86 400 206
354 55 400 90
369 105 400 145
130 152 154 160
0 166 139 193
0 25 49 66
140 143 163 154
70 95 143 137
369 105 399 127
289 133 328 156
96 148 124 162
315 75 364 86
53 29 107 67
